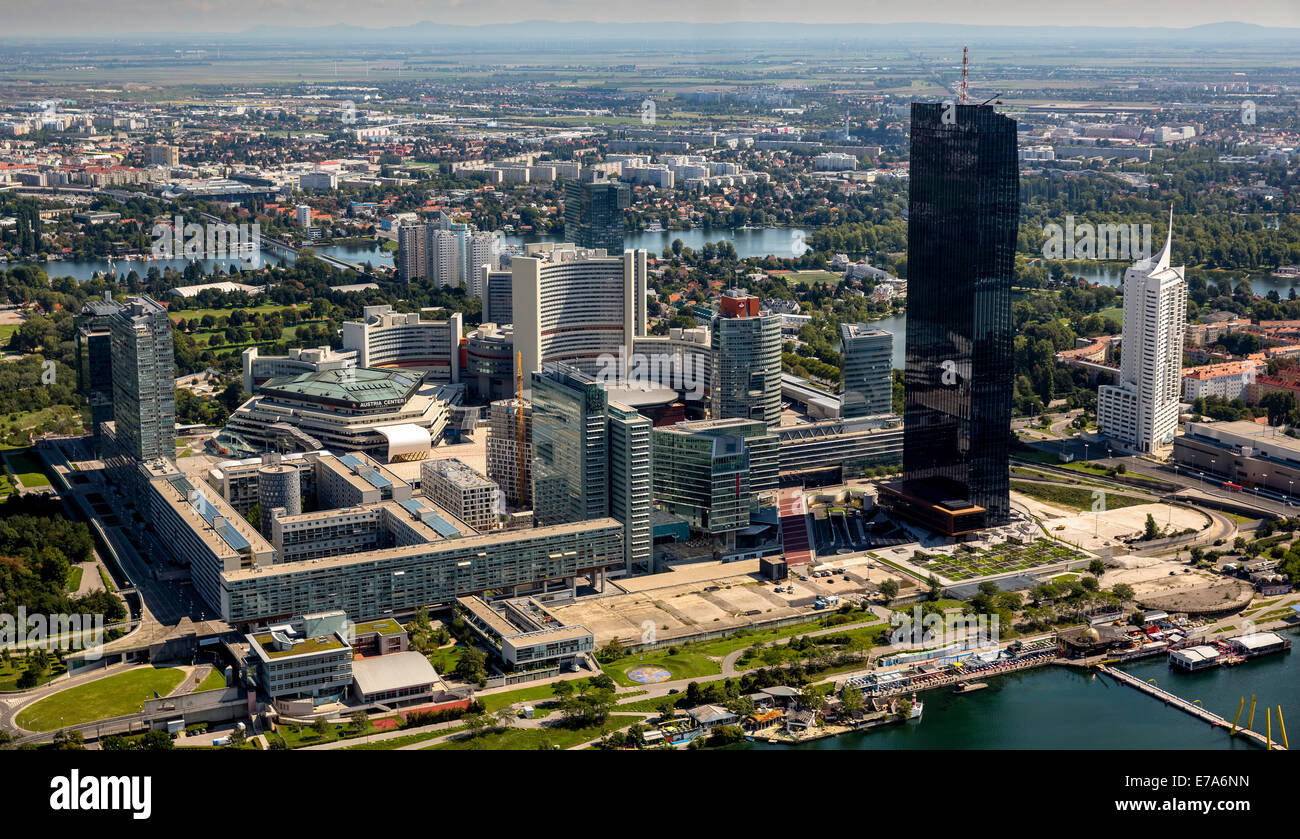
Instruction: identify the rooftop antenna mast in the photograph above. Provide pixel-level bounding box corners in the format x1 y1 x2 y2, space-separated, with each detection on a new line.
960 45 969 104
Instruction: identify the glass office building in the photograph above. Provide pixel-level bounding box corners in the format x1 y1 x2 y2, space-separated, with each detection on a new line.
531 363 610 527
564 171 631 253
896 102 1018 529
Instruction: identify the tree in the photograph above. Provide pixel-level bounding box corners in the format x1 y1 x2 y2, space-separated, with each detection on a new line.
587 673 616 692
1143 514 1160 541
878 579 900 604
311 716 331 738
349 711 369 732
926 574 944 601
1112 583 1135 602
840 686 865 717
139 730 175 751
454 646 488 684
594 637 625 663
552 679 576 699
1088 559 1107 577
893 698 913 722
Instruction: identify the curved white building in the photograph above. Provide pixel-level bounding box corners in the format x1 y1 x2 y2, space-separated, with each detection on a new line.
511 244 647 377
342 305 462 383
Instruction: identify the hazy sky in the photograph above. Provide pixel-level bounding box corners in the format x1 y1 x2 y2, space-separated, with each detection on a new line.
5 0 1300 36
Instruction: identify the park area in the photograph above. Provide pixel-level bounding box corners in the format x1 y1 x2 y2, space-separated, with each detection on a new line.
15 666 186 731
911 539 1088 582
3 448 51 489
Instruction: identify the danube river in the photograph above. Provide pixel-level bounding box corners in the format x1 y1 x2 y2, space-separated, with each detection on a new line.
738 628 1298 750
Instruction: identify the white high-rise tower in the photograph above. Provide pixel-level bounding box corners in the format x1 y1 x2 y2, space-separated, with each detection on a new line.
1097 211 1187 454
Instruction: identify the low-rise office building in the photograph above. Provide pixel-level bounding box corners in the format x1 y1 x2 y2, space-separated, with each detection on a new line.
245 612 354 702
315 451 413 509
1173 420 1300 498
205 451 325 515
456 595 594 672
778 415 903 486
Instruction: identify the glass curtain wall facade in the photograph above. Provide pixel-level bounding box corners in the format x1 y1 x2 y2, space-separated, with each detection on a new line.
902 103 1018 526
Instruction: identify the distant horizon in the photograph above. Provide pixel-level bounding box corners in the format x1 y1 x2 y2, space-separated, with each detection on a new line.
3 3 1300 40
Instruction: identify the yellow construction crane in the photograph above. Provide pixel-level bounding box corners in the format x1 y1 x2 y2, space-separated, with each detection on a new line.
514 350 527 508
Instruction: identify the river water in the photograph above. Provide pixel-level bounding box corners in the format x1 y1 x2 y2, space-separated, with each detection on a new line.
737 628 1298 750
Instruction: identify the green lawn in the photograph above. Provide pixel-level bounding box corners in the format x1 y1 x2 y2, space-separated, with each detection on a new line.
4 449 51 488
16 667 185 731
426 714 641 750
192 669 228 693
604 650 721 688
65 566 83 592
478 683 567 715
686 609 880 659
1010 480 1148 512
427 643 465 676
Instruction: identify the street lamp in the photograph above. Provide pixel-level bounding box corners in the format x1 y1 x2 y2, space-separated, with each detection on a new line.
1258 474 1268 500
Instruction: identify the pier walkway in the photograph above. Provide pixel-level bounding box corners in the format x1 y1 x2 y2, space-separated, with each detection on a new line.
1097 664 1286 750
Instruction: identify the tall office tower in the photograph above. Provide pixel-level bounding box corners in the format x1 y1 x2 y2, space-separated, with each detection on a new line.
887 102 1018 533
487 398 532 509
711 289 783 429
75 294 124 440
511 244 642 378
110 295 176 462
295 204 312 228
840 323 894 418
531 364 654 574
531 364 610 527
397 224 430 283
1098 215 1187 454
468 231 503 297
564 169 630 253
606 401 653 574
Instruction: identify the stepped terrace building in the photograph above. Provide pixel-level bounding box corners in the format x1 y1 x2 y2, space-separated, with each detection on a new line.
217 367 452 461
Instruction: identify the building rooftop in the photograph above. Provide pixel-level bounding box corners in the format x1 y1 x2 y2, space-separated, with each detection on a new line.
353 617 405 637
352 651 439 696
223 517 622 582
259 367 423 406
423 457 495 491
249 630 348 659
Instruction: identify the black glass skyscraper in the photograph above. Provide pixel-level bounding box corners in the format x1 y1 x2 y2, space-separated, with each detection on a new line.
564 171 630 253
898 102 1018 528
